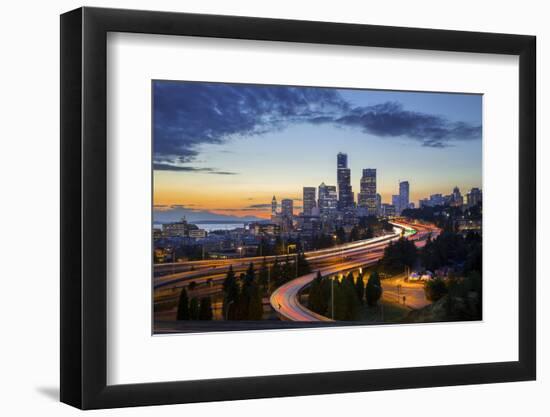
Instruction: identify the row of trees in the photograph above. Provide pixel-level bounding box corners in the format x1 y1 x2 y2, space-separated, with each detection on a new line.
222 264 264 320
220 254 312 320
423 271 482 320
379 237 418 274
307 270 383 320
379 230 482 279
247 253 312 295
401 202 482 232
176 289 213 320
421 231 482 274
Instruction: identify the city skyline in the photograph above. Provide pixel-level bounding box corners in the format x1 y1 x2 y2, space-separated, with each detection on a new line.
153 81 482 222
155 153 481 222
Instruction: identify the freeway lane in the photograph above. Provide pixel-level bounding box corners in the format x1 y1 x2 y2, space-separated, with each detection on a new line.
270 221 440 321
154 231 402 289
270 252 384 321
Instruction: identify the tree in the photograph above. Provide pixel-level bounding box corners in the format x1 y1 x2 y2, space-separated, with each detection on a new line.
380 237 417 274
344 272 355 290
366 271 383 306
380 220 394 232
247 282 263 320
365 227 374 239
349 226 361 242
198 297 213 320
308 271 323 313
340 274 360 320
234 273 249 320
282 256 293 282
222 266 239 319
258 258 269 291
355 272 364 304
296 251 312 276
189 297 200 320
424 278 448 302
270 257 282 286
335 226 347 244
176 288 189 320
245 262 256 285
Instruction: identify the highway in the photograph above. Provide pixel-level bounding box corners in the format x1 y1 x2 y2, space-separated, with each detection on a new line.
153 230 406 290
153 219 439 322
269 221 439 321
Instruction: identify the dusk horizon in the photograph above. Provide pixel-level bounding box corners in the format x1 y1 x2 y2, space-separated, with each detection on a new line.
152 79 483 332
153 81 482 222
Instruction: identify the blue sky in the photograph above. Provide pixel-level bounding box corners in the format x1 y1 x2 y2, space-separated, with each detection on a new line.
153 81 482 222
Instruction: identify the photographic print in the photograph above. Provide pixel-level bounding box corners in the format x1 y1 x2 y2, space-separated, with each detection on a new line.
152 81 482 334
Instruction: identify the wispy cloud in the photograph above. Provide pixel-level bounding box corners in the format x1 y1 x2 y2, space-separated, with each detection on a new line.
153 163 238 175
247 203 272 209
153 81 482 168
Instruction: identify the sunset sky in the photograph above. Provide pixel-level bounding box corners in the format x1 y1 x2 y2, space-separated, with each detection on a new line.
153 81 482 222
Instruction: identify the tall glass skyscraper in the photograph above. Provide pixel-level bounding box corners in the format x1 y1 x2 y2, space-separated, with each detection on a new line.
337 152 347 169
318 182 338 215
336 152 354 209
399 181 409 214
281 199 294 218
358 168 377 215
303 187 316 215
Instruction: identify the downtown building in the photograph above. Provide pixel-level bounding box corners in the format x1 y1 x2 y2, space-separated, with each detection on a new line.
318 182 338 215
448 186 464 207
380 203 396 217
392 194 400 214
358 168 377 216
466 187 482 207
399 180 409 215
302 187 317 215
336 152 354 210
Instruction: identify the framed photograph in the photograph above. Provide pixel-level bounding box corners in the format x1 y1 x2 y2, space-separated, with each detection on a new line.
60 6 536 409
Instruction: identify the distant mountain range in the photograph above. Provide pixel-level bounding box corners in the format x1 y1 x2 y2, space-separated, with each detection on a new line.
153 206 264 224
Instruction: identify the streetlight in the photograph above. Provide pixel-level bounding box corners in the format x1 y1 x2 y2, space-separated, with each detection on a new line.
237 246 243 258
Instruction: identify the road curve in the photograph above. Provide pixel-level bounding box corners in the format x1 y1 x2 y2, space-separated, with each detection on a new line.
154 230 404 289
270 221 440 321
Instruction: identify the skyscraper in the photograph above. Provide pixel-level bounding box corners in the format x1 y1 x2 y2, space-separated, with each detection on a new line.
358 168 377 215
281 199 294 218
337 152 347 169
451 186 463 207
399 181 409 215
392 194 400 214
318 182 338 215
429 193 445 207
337 152 354 209
303 187 316 215
271 195 277 216
467 187 482 207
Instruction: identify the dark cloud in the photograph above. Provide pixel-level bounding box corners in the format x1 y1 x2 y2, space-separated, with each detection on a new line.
214 171 239 175
247 203 273 209
153 163 238 175
153 81 481 167
331 102 481 148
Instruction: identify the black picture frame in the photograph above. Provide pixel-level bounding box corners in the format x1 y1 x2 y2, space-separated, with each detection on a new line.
60 6 536 410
